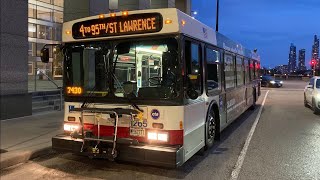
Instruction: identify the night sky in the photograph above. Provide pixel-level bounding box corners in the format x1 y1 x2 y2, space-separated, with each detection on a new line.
192 0 320 68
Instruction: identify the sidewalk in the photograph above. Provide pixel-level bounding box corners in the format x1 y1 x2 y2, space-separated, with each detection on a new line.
0 111 64 169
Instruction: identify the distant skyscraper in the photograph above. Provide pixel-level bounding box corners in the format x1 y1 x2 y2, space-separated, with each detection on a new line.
275 65 288 74
298 49 306 71
288 43 297 73
311 35 319 69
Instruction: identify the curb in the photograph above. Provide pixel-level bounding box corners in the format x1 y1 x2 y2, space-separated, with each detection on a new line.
0 146 53 170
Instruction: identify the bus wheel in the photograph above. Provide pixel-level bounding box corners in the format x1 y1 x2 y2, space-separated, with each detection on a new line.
205 110 216 150
249 90 256 110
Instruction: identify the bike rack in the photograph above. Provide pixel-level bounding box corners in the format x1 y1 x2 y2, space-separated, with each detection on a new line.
71 107 139 160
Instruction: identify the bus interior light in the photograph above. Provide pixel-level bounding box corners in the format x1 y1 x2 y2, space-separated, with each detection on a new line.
165 19 172 24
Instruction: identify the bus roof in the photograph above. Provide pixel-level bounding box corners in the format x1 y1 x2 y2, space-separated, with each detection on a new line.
62 8 260 61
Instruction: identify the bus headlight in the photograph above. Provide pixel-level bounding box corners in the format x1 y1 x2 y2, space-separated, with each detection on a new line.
157 133 168 142
147 132 157 140
64 123 80 132
147 131 168 142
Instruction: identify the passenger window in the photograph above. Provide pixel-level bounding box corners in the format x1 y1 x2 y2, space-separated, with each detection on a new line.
205 47 220 94
236 56 244 86
224 53 235 89
249 60 254 81
244 59 250 84
185 41 202 95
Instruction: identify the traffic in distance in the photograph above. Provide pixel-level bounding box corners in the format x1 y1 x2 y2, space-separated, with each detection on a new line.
260 75 283 88
40 8 261 167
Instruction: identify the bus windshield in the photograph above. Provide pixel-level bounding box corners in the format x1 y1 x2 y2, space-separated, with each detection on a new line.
64 37 181 100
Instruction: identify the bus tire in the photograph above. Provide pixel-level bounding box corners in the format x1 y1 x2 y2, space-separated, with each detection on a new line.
249 89 256 110
204 109 216 150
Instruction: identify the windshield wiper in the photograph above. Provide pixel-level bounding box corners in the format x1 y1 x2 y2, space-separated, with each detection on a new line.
81 85 96 108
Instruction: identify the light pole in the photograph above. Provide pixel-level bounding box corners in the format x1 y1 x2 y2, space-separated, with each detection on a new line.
216 0 220 32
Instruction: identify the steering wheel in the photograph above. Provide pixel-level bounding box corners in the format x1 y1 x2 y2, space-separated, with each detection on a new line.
148 76 162 86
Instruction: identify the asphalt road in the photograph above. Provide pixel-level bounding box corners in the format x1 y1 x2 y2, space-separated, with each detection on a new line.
1 80 320 180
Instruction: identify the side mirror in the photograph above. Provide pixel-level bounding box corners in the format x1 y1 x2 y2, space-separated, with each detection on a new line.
40 47 49 63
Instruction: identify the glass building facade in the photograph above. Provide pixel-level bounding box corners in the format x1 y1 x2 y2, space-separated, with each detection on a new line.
28 0 64 92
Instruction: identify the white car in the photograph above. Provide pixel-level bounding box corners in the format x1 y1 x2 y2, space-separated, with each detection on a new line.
304 76 320 114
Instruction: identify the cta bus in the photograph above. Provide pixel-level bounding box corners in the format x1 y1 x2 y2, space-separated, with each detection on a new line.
41 8 261 167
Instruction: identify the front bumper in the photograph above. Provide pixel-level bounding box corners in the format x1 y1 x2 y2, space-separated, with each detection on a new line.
52 135 184 168
270 83 282 87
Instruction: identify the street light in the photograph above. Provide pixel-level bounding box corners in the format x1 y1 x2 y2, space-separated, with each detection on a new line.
216 0 220 32
191 10 198 19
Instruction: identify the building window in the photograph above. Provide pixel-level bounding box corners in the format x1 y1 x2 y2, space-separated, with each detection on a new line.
52 25 62 41
36 43 46 56
28 23 37 38
28 4 37 18
29 42 37 57
54 0 64 7
53 10 63 23
37 25 52 40
39 0 52 4
37 6 53 22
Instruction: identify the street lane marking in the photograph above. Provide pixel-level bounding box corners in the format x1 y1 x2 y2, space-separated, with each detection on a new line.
230 90 270 180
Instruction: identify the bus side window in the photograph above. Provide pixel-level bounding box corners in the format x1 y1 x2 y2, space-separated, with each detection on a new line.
224 53 235 89
236 56 244 86
185 41 202 95
205 47 220 94
244 59 250 84
249 60 254 81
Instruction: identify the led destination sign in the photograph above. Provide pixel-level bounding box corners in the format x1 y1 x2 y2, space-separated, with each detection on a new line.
72 13 163 39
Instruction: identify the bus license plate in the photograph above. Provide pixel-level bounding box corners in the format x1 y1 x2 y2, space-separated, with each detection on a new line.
130 128 145 137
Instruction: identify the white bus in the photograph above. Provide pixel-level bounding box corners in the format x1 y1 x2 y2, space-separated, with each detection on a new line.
41 8 261 167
